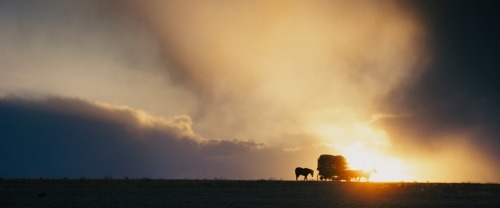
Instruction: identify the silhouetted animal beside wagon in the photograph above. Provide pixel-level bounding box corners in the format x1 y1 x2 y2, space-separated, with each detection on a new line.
316 154 376 182
294 154 377 182
346 169 377 182
295 167 314 181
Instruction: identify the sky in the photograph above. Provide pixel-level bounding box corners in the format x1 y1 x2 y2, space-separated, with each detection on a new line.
1 0 499 182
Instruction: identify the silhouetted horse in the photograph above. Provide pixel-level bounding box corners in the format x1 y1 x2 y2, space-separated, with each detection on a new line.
295 167 314 181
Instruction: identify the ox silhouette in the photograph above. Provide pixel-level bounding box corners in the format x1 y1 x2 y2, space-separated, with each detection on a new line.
348 169 377 182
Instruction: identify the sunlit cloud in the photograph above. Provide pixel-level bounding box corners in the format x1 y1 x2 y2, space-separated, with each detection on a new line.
0 0 427 180
2 1 498 182
116 0 427 144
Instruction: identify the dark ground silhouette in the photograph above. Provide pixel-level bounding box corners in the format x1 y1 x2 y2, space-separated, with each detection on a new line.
1 179 500 208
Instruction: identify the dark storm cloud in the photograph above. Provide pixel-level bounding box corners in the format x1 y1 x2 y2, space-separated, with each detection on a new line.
385 1 500 139
0 96 269 179
378 1 500 180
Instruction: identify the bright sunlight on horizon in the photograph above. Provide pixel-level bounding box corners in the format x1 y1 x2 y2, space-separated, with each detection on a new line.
311 120 414 182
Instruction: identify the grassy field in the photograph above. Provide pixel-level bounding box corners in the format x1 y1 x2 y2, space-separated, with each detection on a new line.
1 179 499 208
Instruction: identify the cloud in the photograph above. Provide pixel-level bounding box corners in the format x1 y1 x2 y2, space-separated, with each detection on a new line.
0 0 428 144
0 1 436 181
113 0 428 143
0 0 197 118
4 1 499 182
372 1 500 183
0 96 260 178
375 114 500 182
0 95 331 179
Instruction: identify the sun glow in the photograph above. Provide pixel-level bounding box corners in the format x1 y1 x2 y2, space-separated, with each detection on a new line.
338 144 414 182
315 122 416 182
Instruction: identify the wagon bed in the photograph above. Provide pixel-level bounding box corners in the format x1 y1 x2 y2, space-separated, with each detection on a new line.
317 154 349 180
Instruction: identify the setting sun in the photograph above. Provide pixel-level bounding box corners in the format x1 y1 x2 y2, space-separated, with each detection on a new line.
340 147 413 182
312 121 415 182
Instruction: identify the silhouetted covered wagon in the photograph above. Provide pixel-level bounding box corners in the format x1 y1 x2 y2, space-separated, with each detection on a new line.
317 154 349 181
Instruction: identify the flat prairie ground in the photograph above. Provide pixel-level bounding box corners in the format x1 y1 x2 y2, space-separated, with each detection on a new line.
1 179 500 208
